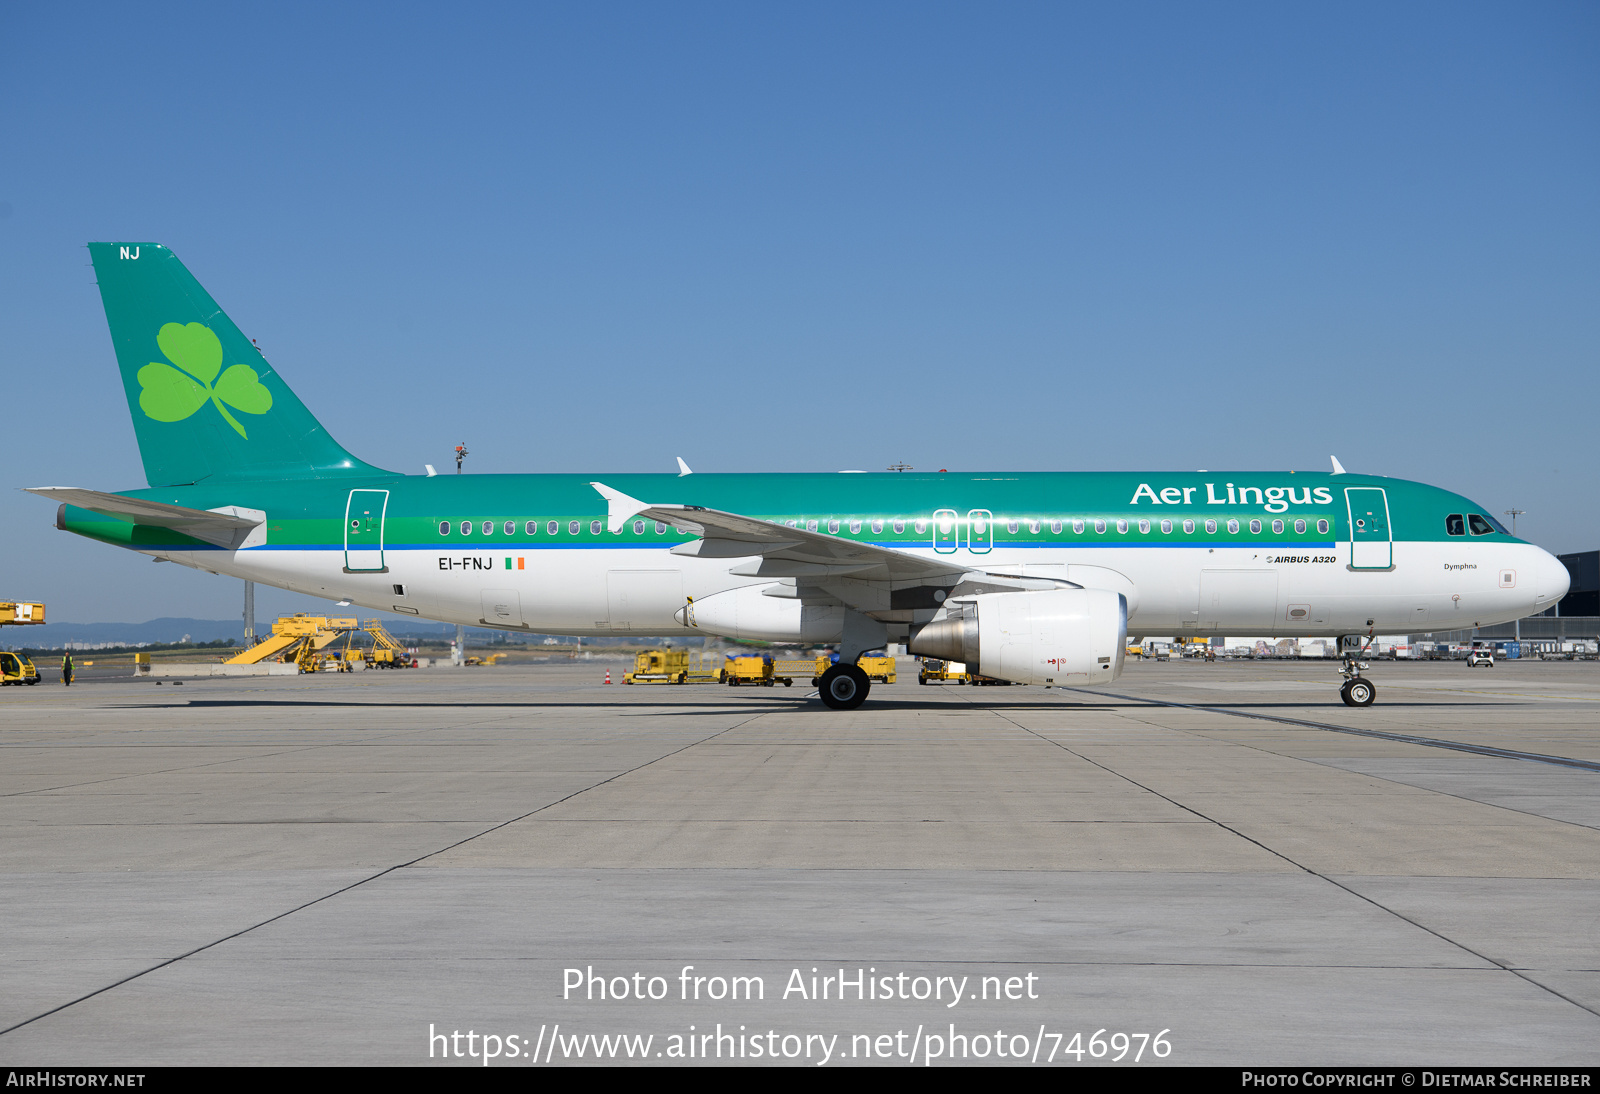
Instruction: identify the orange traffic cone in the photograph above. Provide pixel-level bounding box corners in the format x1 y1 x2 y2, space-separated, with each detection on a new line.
604 669 612 684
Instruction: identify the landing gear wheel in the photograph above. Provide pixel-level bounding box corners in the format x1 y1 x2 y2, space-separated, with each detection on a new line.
1340 678 1376 707
818 664 871 710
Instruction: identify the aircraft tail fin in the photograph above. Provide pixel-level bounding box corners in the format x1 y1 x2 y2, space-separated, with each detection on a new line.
87 243 385 486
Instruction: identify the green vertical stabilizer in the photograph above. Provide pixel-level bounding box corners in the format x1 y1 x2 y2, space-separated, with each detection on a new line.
88 243 387 486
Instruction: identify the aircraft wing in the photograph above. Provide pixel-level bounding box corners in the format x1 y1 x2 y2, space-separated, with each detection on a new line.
26 487 266 550
590 481 968 585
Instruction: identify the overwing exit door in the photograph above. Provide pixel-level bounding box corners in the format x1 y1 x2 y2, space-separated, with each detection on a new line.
344 489 389 573
1345 487 1392 571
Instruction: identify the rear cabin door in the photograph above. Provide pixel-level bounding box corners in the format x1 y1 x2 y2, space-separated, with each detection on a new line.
1345 487 1393 570
343 489 389 573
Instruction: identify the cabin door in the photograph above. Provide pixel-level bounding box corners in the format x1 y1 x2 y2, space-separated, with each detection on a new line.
343 490 389 573
1345 488 1393 570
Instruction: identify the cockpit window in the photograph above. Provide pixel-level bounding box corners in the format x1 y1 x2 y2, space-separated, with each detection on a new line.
1445 514 1465 537
1468 514 1498 536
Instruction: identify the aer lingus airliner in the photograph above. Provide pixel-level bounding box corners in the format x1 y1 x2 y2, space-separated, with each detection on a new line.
29 243 1569 709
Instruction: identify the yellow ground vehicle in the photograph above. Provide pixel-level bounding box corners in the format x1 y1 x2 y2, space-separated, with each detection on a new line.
856 655 896 684
726 654 792 686
364 620 412 667
0 651 41 685
917 658 970 684
1 601 45 627
227 615 358 667
627 648 690 684
626 649 724 684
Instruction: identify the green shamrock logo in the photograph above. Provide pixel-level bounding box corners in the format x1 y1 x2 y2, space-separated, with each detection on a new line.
137 322 273 439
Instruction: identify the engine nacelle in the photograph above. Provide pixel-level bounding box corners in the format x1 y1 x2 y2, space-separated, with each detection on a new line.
674 584 845 642
908 588 1127 687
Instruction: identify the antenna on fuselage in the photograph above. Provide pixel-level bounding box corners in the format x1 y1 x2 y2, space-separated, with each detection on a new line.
455 443 469 474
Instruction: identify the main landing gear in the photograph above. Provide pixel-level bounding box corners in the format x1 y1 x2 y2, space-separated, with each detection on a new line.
818 663 871 710
1339 634 1376 707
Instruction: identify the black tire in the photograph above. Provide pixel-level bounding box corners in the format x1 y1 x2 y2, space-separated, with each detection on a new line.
818 664 870 710
1341 678 1376 707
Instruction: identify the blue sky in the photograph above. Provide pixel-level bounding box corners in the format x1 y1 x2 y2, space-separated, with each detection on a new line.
2 2 1596 623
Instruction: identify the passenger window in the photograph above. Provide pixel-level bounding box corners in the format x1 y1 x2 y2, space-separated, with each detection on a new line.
1073 520 1085 534
1160 519 1173 534
1116 519 1128 534
482 521 493 535
1007 521 1019 534
1272 519 1284 534
786 520 798 528
1445 514 1465 537
1468 514 1496 536
526 521 538 536
1250 519 1262 534
1294 519 1306 534
1094 519 1106 534
828 519 840 534
633 520 645 535
871 520 883 534
1027 520 1040 534
808 520 819 532
439 521 450 535
849 520 861 534
655 522 666 534
1227 519 1239 534
504 521 515 536
1138 519 1150 534
548 521 559 535
459 521 471 536
893 520 905 534
591 520 602 535
569 520 580 534
1317 519 1329 534
1182 519 1195 534
914 520 927 534
1204 519 1216 534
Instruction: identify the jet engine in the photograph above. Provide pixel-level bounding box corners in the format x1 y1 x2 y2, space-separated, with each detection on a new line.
908 588 1127 687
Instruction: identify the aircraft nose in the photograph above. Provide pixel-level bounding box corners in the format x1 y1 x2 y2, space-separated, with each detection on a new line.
1532 548 1570 611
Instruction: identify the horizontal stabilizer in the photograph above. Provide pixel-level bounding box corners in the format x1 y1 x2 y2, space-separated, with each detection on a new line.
27 487 266 550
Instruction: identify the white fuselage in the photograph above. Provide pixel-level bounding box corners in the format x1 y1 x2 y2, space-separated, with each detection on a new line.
152 536 1564 640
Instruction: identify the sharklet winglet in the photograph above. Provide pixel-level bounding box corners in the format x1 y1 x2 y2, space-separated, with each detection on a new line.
589 482 659 534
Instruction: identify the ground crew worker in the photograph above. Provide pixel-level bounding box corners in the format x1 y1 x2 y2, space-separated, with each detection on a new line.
62 651 74 686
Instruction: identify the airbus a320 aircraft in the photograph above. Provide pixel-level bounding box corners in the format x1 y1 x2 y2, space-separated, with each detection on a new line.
30 244 1569 709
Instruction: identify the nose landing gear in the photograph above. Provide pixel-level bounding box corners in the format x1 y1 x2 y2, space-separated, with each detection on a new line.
1340 676 1376 706
1339 634 1376 707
